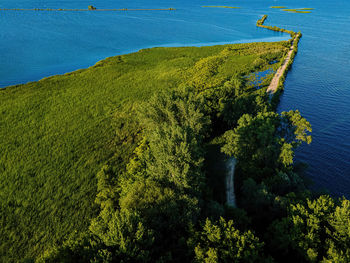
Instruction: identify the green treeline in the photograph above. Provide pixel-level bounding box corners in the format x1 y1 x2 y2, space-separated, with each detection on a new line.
41 71 311 262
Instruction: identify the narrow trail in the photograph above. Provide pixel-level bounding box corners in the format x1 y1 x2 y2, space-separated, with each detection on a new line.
267 34 299 93
226 158 236 207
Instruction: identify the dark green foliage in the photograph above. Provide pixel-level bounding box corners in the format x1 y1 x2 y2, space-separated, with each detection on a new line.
74 88 214 262
40 233 96 263
90 209 154 262
139 89 210 192
203 144 228 204
221 110 311 180
129 89 209 260
268 196 350 262
192 217 264 263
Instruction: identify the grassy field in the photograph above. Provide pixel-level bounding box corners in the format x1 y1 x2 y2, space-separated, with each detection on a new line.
0 41 287 261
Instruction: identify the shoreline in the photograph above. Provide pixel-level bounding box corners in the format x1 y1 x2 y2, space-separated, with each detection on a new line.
1 35 290 89
266 33 300 93
256 15 301 108
223 15 301 206
255 15 301 94
0 16 302 260
0 8 176 12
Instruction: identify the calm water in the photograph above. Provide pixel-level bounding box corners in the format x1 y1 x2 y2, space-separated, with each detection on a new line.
1 0 349 196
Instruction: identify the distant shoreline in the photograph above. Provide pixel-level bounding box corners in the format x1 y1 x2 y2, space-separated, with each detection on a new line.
0 8 176 12
0 35 290 89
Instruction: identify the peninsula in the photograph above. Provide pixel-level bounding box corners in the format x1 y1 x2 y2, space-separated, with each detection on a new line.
256 15 302 94
6 15 349 263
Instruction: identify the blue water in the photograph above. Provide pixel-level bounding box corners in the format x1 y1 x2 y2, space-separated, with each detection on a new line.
246 68 275 88
1 0 349 197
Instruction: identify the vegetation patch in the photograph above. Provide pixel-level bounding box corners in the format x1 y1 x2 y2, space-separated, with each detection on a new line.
0 41 287 262
256 15 297 38
269 7 314 13
202 6 240 9
276 8 314 13
282 9 312 13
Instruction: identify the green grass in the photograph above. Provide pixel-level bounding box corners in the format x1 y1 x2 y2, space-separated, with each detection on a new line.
270 6 287 9
202 6 240 9
0 41 287 262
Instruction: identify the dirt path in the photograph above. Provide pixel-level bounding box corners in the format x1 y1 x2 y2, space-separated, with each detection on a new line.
267 34 299 93
226 158 236 207
224 34 297 206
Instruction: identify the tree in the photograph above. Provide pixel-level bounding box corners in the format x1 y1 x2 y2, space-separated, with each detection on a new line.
90 209 154 263
139 88 210 193
325 198 350 262
221 110 311 180
268 195 350 263
221 111 281 179
193 217 264 263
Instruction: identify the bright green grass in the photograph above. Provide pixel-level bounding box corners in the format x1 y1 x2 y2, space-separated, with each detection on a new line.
0 41 287 262
270 6 287 9
202 6 240 9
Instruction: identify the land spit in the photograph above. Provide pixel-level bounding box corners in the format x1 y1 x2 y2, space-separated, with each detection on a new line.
267 34 300 93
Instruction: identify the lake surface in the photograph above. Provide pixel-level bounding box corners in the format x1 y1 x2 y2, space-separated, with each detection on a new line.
1 0 349 197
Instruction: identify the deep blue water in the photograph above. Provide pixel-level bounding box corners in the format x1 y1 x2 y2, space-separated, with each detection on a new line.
1 0 349 197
